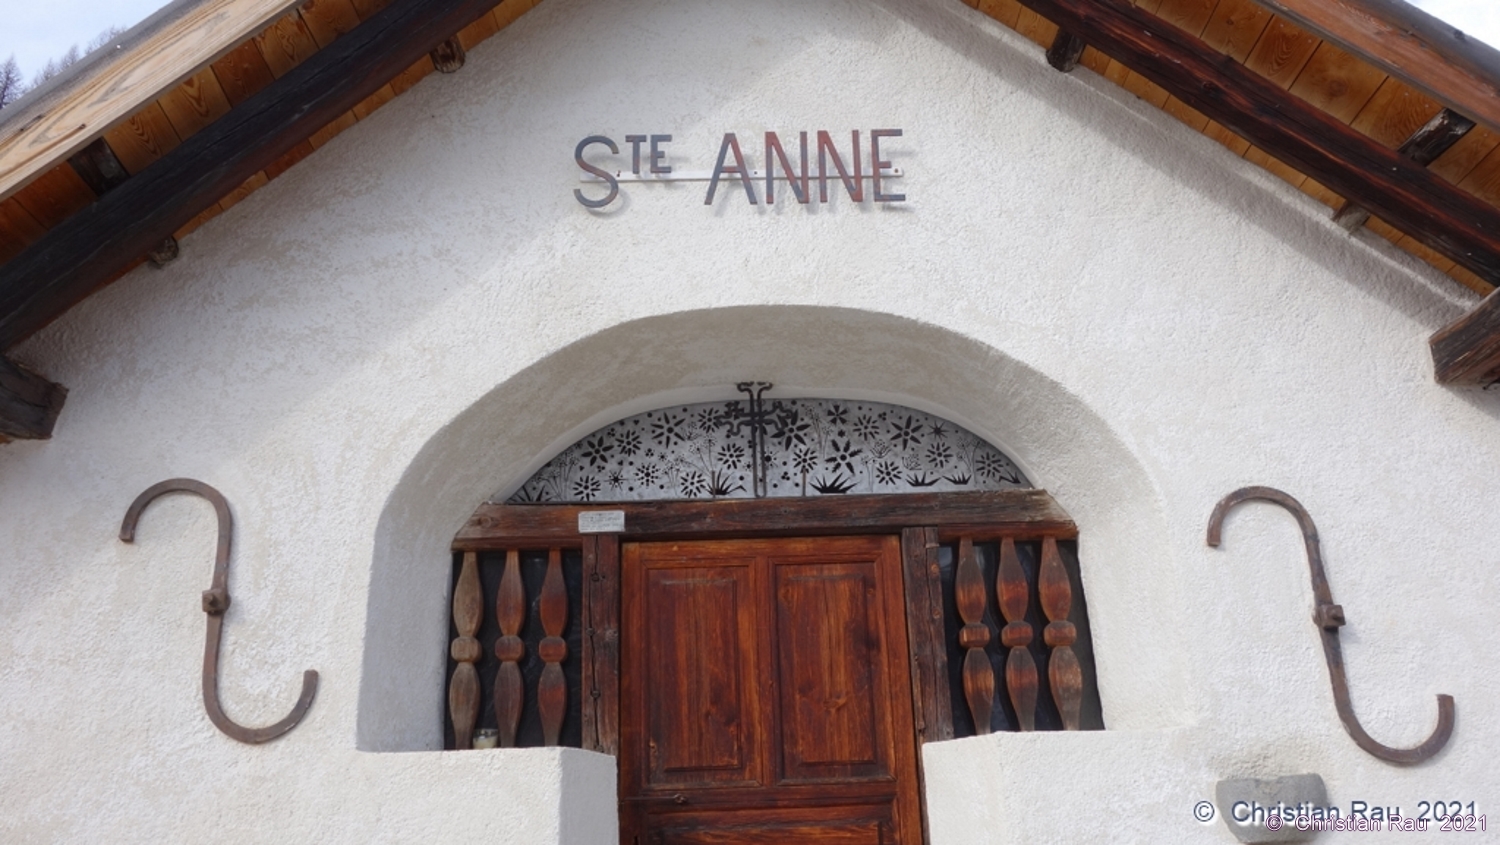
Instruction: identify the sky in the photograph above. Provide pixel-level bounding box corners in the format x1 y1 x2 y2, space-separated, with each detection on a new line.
3 0 1500 84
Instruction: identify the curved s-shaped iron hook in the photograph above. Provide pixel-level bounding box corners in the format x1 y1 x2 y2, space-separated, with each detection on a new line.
1207 486 1453 765
120 478 318 744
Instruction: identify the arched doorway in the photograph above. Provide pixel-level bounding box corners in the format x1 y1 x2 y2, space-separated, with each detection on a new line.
443 392 1100 844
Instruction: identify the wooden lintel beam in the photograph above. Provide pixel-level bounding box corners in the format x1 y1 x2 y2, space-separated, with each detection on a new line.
1249 0 1500 137
1046 29 1087 73
1014 0 1500 288
0 355 67 440
1431 291 1500 386
0 0 500 349
1333 108 1475 230
454 490 1077 549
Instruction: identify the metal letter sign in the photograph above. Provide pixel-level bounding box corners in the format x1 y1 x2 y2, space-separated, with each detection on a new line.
574 129 906 210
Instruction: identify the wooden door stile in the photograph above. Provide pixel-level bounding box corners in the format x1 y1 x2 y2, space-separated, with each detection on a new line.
581 534 621 755
900 527 953 744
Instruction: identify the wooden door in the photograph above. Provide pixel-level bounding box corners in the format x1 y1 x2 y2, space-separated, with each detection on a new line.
620 535 923 845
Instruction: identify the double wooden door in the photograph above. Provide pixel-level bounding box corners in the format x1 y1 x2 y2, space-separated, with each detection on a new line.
620 535 922 845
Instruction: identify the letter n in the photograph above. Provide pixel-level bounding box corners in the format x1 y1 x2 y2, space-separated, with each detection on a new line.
817 130 863 202
765 132 809 204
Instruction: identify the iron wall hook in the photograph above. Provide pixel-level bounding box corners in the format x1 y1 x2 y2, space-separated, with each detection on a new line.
120 478 318 744
1206 485 1453 765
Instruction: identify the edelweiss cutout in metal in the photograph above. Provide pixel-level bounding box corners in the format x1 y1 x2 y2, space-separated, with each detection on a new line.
507 389 1029 504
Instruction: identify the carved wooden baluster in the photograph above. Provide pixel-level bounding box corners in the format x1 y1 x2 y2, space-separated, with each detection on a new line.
997 538 1039 731
448 551 483 749
953 536 995 734
538 547 569 746
1040 538 1084 730
494 549 527 747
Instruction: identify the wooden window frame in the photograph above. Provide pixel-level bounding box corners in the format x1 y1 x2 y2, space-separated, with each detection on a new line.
451 488 1078 755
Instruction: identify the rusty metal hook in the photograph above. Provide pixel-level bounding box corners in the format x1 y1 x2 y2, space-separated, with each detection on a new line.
1207 486 1453 765
120 478 318 744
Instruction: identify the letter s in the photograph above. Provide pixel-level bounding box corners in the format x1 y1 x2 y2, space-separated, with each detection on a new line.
575 136 620 209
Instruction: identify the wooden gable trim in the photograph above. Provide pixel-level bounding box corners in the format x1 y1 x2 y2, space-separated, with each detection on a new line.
0 0 502 349
0 0 304 204
1249 0 1500 137
1010 0 1500 289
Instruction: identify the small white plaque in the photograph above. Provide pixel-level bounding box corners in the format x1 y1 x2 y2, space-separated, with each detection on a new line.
578 510 626 534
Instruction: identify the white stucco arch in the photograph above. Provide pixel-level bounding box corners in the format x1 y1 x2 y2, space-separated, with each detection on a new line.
358 304 1185 753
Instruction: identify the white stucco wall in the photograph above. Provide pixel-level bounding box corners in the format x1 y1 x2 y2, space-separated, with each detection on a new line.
2 0 1496 841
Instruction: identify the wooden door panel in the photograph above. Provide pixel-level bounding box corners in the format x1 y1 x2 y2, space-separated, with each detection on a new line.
641 562 762 788
647 807 890 845
622 536 921 845
774 561 887 782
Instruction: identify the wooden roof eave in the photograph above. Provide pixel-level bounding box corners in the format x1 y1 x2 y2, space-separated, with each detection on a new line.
0 0 499 352
1015 0 1500 285
0 0 306 204
1250 0 1500 138
1010 0 1500 387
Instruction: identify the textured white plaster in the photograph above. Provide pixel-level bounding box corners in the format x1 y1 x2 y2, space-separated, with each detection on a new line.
2 0 1496 841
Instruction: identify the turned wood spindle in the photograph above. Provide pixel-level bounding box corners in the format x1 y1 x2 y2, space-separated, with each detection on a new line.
448 551 483 749
537 547 569 746
997 538 1039 731
494 549 527 747
1039 538 1084 730
953 536 995 734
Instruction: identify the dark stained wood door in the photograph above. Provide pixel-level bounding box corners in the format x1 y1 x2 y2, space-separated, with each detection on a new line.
620 535 923 845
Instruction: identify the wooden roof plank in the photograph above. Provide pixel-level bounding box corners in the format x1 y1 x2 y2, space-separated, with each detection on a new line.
1015 8 1061 49
158 66 236 140
12 165 97 230
300 0 364 48
1200 0 1274 62
0 0 303 204
1153 0 1220 38
101 103 184 176
0 201 47 266
1013 0 1500 287
211 40 281 108
1244 15 1321 90
0 0 506 349
1287 41 1386 124
255 10 322 78
1249 0 1500 136
977 0 1025 30
1350 77 1444 149
1430 124 1500 186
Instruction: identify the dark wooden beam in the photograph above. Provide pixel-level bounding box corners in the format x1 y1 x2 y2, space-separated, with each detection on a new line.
1013 0 1500 288
1046 29 1087 73
1431 291 1500 385
1333 108 1475 230
454 490 1077 549
0 355 67 440
0 0 500 349
1249 0 1500 136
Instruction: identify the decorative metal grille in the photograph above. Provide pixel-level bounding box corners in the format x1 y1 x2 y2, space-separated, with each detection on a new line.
505 395 1029 504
